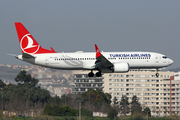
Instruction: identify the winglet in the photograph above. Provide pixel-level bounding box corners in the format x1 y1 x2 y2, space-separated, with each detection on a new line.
95 44 101 58
50 47 56 52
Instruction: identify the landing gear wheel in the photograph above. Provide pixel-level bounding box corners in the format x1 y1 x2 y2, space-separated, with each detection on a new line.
96 72 102 77
88 72 94 77
156 73 159 78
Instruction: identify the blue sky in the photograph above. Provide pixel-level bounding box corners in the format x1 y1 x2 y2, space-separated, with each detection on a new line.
0 1 180 69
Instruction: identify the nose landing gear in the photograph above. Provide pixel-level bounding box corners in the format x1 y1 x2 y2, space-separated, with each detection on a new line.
156 73 159 78
156 69 159 78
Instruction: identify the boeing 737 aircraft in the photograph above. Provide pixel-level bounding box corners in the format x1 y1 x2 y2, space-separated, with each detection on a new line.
14 22 173 77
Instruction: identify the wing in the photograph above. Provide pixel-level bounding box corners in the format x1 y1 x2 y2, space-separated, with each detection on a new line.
95 44 113 71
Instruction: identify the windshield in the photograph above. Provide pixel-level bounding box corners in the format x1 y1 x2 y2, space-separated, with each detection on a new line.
162 56 167 59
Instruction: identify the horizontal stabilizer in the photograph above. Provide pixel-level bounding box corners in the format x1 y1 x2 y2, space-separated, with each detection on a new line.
22 53 35 58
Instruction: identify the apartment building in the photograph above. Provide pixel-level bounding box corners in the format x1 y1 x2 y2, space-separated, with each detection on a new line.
170 72 180 115
103 70 174 116
72 71 104 94
72 70 180 116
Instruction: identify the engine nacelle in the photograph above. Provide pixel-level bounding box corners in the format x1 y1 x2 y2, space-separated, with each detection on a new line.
113 63 129 72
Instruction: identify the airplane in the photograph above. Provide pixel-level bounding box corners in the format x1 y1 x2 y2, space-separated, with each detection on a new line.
14 22 173 77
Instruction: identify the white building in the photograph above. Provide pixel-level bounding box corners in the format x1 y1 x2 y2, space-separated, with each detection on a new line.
103 70 175 116
72 70 180 116
169 73 180 115
72 71 104 94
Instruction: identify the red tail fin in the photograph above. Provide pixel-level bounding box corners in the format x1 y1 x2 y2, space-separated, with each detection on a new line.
15 22 56 54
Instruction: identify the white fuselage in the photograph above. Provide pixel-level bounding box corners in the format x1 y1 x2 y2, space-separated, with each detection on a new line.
16 51 173 73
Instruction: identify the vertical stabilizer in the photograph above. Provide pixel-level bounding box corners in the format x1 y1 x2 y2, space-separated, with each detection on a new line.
15 22 56 54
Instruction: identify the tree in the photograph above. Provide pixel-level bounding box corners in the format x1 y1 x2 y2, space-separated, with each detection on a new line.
131 95 142 115
0 79 6 88
44 105 77 116
80 108 92 116
52 105 61 116
112 96 120 113
43 104 53 115
1 71 51 113
119 95 130 116
15 70 30 83
48 95 61 106
108 108 118 120
112 96 118 105
143 107 151 117
81 89 111 112
15 70 38 87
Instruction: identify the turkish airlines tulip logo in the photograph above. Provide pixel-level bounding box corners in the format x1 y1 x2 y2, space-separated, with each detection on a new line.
20 34 40 54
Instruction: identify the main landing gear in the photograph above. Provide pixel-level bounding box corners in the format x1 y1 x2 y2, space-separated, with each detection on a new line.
88 70 102 77
88 71 94 77
88 69 160 78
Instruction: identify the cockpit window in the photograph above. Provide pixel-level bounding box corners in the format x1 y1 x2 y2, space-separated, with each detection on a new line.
162 56 167 59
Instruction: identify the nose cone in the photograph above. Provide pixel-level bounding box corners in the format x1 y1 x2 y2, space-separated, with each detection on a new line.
169 59 174 65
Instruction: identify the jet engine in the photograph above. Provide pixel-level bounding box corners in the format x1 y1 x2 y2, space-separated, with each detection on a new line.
112 63 129 72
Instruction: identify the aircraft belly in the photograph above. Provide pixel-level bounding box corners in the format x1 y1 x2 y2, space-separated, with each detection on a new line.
128 60 153 69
